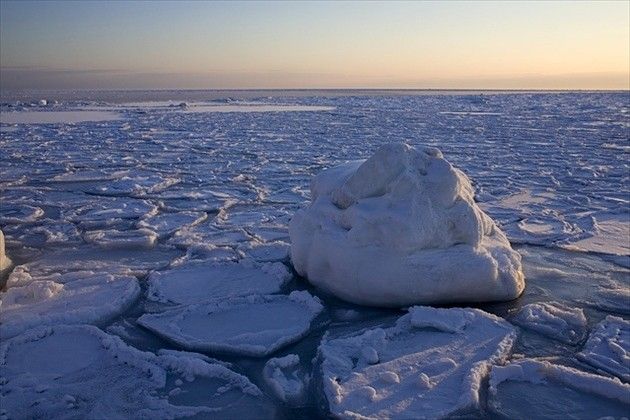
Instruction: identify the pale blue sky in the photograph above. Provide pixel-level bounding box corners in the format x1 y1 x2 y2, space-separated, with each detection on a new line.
1 1 628 89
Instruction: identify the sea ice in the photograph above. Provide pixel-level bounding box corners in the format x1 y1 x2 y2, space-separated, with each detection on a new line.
0 325 273 418
137 211 207 238
318 306 516 418
263 354 309 404
0 230 12 277
577 316 629 382
83 228 158 249
0 110 121 124
489 358 630 418
146 260 291 305
138 291 324 357
0 271 140 339
511 302 587 344
290 143 525 307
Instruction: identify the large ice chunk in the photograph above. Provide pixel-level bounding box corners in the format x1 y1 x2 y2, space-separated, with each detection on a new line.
489 358 630 418
0 271 141 339
138 291 324 357
577 316 629 382
0 325 274 418
319 306 516 418
290 143 525 307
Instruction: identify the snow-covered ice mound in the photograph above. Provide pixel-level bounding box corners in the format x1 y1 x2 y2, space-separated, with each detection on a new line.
0 230 12 276
0 325 273 419
318 306 516 419
489 359 630 418
138 291 324 357
0 271 140 339
290 143 525 307
147 260 291 305
511 302 587 344
577 316 629 382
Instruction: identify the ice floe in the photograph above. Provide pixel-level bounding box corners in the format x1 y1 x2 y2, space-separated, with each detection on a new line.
290 143 525 307
263 354 309 404
0 230 12 277
0 325 273 418
146 260 291 305
489 358 630 418
318 306 516 418
138 291 324 357
137 211 207 238
83 228 158 249
0 271 140 339
577 316 629 382
511 302 587 344
0 110 121 124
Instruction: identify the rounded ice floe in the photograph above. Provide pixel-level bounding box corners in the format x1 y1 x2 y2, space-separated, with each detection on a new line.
65 197 158 229
318 306 517 419
137 211 207 238
147 260 291 305
511 301 587 344
83 228 158 249
0 271 141 339
0 325 274 419
138 291 324 357
489 359 630 418
290 143 525 307
0 230 12 276
241 241 290 262
583 281 630 315
577 316 629 382
263 354 309 404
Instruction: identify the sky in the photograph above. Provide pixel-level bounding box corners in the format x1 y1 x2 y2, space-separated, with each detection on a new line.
0 1 628 90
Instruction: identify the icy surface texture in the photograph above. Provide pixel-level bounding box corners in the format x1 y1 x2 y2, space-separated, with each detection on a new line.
147 260 291 305
0 230 11 276
290 143 525 306
137 291 324 357
511 301 587 344
0 271 140 339
263 354 309 404
319 306 516 419
489 358 630 418
0 325 274 419
578 316 630 382
1 92 629 418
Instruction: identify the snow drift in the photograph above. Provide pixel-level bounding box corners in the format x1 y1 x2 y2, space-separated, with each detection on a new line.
290 143 525 307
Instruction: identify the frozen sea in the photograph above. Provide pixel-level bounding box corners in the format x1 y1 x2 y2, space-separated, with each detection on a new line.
0 90 628 419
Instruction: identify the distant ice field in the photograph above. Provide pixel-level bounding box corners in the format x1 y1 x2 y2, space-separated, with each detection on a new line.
0 91 628 418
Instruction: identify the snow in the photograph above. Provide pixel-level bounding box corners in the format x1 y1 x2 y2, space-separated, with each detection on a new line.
137 211 207 238
489 359 630 418
146 260 291 305
290 143 525 307
0 110 121 124
318 306 516 419
577 316 630 382
263 354 309 404
0 271 140 339
138 291 324 357
511 301 587 344
0 230 12 276
562 214 630 256
83 228 158 249
0 325 273 419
